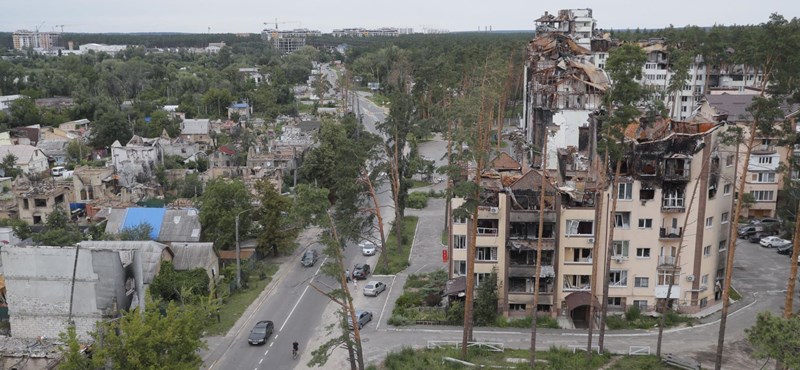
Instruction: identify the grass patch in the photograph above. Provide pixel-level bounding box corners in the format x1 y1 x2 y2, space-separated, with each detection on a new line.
205 261 278 336
410 180 432 188
370 346 610 370
373 216 418 275
496 315 560 329
366 93 391 106
390 270 449 325
606 307 695 330
609 355 675 369
729 286 742 301
441 229 448 245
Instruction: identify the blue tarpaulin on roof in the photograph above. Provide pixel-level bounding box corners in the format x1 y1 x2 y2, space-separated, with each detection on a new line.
69 203 86 211
122 208 165 240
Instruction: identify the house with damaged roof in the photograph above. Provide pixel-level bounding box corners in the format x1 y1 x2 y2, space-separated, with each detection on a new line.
0 241 172 340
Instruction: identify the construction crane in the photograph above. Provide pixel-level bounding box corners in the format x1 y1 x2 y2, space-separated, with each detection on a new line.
54 25 66 33
263 18 300 30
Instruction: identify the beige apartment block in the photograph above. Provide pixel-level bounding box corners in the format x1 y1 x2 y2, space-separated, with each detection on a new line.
556 119 734 327
448 153 558 318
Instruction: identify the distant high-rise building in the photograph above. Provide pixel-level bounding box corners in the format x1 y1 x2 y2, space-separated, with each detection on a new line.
12 30 61 50
261 28 321 54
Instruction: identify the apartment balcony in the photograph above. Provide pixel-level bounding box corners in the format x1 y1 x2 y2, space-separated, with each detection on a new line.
663 168 690 181
659 227 683 239
655 285 681 299
508 264 554 278
658 255 677 267
752 144 777 154
477 227 498 236
661 204 686 213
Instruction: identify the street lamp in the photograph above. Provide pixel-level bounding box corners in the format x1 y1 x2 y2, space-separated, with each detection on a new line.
235 209 251 289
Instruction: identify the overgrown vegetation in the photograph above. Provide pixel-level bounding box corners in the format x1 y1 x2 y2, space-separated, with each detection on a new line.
389 270 448 325
205 260 278 335
606 306 695 330
367 346 611 370
373 216 418 275
406 192 429 209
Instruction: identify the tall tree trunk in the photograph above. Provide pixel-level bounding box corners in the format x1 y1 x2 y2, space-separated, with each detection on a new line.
715 121 757 370
784 202 800 319
462 101 493 359
362 169 390 272
598 159 622 352
390 128 403 254
529 138 548 367
587 135 609 357
656 146 709 356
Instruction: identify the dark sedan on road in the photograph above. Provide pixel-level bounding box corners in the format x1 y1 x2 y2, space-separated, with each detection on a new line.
353 264 371 280
301 250 319 267
248 320 274 345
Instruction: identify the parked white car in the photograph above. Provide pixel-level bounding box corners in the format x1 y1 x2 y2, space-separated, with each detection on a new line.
360 241 377 256
363 281 387 296
760 236 791 248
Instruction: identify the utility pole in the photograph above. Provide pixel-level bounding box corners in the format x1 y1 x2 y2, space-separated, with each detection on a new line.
235 209 251 289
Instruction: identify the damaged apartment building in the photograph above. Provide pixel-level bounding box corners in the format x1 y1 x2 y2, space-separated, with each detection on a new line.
524 8 610 170
555 117 734 327
447 8 734 326
448 153 559 317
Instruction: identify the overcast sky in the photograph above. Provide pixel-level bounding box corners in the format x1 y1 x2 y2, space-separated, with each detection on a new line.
3 0 798 34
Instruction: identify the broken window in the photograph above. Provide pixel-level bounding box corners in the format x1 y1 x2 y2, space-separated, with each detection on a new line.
34 198 47 207
639 187 655 200
614 212 631 229
641 160 657 176
566 220 593 236
609 270 628 287
23 199 29 209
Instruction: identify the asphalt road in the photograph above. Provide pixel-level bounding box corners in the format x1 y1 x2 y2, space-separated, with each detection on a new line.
203 70 396 370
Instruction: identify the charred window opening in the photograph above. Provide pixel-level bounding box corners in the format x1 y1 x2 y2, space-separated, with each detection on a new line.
641 159 657 176
640 186 655 200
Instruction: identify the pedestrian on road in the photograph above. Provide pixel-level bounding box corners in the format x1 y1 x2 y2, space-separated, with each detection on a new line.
345 269 351 283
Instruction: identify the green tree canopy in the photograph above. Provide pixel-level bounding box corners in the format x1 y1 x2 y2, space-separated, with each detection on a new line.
198 179 252 250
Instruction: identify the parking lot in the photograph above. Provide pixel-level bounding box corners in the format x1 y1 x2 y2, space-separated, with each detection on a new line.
733 232 797 293
346 248 395 332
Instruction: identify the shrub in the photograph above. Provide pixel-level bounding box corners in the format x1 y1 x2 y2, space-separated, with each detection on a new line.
446 301 464 323
407 192 429 209
388 315 413 326
424 292 442 307
395 292 424 308
625 305 642 321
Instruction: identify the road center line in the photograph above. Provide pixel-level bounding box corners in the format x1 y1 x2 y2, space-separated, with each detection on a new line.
259 359 263 364
280 279 312 332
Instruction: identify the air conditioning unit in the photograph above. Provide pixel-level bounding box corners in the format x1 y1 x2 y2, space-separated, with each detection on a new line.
686 274 695 282
490 207 499 214
587 237 595 243
614 257 624 264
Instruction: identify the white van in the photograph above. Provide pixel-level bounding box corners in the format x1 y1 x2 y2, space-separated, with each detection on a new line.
51 166 66 176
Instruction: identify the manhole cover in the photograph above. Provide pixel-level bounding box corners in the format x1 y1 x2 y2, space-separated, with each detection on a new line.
361 338 370 343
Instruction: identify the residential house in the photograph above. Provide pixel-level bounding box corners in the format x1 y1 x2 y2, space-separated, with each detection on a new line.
15 179 72 225
0 177 15 219
0 95 25 112
228 102 252 121
0 145 49 174
238 68 268 86
0 241 172 340
210 145 237 169
180 119 212 150
110 136 163 186
170 242 219 279
37 139 70 165
103 207 201 243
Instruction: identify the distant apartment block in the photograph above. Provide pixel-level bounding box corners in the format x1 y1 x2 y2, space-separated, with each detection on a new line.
12 30 60 50
331 27 407 37
261 29 321 54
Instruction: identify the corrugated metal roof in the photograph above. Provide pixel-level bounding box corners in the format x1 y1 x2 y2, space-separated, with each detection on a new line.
104 208 128 235
80 240 171 284
158 209 201 242
170 242 216 271
122 208 166 239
